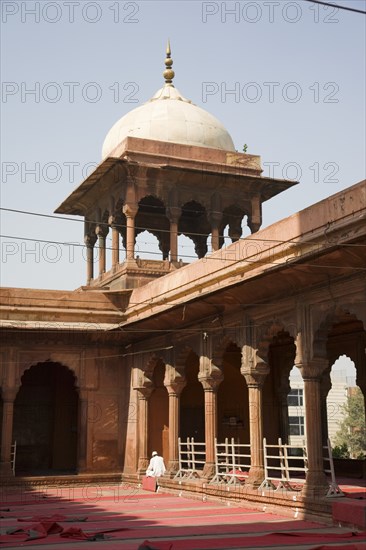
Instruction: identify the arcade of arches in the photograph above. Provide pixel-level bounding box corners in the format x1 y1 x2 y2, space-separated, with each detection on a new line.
1 49 365 518
1 292 365 495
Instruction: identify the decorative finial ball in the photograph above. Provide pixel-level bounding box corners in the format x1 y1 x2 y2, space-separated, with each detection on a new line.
163 68 175 82
165 57 173 67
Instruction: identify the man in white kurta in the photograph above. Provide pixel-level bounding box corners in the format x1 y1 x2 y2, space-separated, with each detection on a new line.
146 451 166 477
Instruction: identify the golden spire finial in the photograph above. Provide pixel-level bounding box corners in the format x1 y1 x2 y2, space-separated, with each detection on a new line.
163 40 175 85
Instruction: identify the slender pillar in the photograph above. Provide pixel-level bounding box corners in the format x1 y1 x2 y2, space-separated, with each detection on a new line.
168 207 181 263
199 374 223 479
84 234 97 285
242 364 269 488
209 211 222 252
136 387 153 474
209 206 222 252
96 225 109 277
0 388 17 476
298 361 329 497
211 226 220 252
111 223 120 269
123 204 138 261
165 379 186 475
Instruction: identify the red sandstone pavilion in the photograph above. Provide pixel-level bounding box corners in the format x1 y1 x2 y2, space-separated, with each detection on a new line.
0 45 365 519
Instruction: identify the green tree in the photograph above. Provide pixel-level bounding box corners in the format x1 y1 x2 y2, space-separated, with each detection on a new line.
333 387 366 459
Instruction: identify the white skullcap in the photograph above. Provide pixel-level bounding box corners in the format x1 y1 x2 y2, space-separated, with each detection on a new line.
152 451 158 456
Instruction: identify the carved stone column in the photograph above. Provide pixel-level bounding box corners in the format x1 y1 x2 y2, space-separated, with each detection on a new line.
96 224 109 277
248 195 261 233
0 388 17 476
241 362 270 488
109 217 120 271
198 373 223 479
84 233 97 285
136 386 153 474
167 207 181 263
165 379 186 475
209 211 223 252
123 203 138 261
297 359 329 497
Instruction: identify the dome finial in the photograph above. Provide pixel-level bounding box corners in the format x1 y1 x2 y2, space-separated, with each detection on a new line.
163 39 175 86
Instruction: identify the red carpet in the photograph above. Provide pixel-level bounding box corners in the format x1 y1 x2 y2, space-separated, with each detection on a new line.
1 482 366 549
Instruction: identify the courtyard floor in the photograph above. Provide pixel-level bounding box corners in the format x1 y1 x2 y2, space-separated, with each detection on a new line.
0 481 365 550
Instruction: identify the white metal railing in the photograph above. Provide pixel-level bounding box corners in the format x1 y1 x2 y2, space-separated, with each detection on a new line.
210 438 250 485
259 437 344 498
11 441 17 476
259 437 308 491
323 438 344 497
0 441 17 476
174 437 206 480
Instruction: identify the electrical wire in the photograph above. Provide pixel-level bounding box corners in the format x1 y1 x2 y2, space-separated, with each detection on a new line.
1 207 365 248
302 0 366 15
1 232 365 271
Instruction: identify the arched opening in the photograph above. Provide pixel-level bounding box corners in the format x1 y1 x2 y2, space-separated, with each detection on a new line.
221 224 232 248
149 361 169 466
178 235 195 263
179 201 210 259
13 362 78 475
329 356 365 460
323 314 366 471
219 205 244 248
267 330 296 444
135 230 161 260
180 352 205 441
217 343 248 443
241 215 251 238
287 365 305 447
135 196 169 260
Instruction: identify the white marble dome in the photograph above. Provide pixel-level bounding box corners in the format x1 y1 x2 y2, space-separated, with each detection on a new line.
102 80 235 159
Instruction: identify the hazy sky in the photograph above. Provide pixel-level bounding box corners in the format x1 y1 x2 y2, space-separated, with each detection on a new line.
1 0 365 290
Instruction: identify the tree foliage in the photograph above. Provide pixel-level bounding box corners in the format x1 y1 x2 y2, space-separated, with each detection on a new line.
333 387 366 459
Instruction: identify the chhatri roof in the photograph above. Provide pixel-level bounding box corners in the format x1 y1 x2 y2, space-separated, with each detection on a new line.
102 42 236 159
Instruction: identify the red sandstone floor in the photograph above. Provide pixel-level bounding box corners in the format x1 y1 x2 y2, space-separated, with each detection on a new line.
0 481 365 549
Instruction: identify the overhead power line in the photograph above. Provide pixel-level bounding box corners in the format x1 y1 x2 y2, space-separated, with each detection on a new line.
1 208 365 248
303 0 366 14
0 233 365 273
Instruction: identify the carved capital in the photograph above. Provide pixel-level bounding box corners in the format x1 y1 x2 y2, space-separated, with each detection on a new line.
166 379 186 396
296 358 329 381
241 361 269 388
123 203 138 218
1 387 18 403
198 372 224 391
208 210 223 226
95 224 109 238
84 233 97 247
167 206 181 224
135 386 153 400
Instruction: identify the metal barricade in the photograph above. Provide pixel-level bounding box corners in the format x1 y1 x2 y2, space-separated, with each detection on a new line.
210 438 250 485
174 437 206 480
259 438 307 491
323 438 344 497
0 441 17 476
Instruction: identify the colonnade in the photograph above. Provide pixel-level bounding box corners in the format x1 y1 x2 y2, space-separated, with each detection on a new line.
132 352 348 496
83 199 255 285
